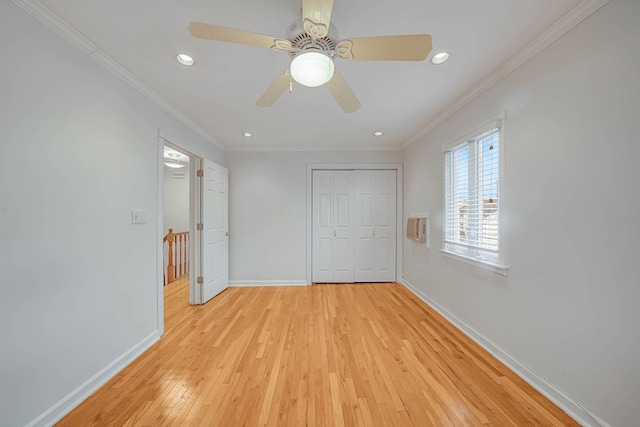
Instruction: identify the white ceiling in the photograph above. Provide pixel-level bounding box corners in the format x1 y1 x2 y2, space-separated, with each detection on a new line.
32 0 584 150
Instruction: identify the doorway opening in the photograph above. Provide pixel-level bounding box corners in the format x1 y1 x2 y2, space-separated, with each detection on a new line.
157 137 200 336
157 137 230 335
161 141 192 305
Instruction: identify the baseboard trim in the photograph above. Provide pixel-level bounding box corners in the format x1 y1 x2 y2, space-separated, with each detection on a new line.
229 280 309 287
26 331 161 427
400 279 609 427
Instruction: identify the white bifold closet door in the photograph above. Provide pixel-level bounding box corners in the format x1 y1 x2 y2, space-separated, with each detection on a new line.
312 170 355 283
312 169 396 283
354 170 396 282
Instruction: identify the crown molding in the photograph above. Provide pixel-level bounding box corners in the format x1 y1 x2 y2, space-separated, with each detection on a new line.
10 0 97 55
225 144 403 153
12 0 609 154
11 0 226 152
401 0 610 149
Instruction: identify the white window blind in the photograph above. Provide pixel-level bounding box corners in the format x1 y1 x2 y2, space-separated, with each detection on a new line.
444 126 502 267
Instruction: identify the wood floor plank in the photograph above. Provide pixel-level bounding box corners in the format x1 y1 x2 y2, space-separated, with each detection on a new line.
56 281 579 426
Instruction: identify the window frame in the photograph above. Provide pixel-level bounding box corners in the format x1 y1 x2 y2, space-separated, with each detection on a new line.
441 117 508 275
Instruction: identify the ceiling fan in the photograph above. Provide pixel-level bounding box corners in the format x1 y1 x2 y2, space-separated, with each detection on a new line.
188 0 432 113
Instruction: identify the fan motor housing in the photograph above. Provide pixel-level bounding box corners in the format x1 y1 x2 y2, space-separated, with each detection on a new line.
286 18 339 57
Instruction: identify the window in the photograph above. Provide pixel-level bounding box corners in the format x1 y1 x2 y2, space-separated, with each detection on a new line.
443 119 506 274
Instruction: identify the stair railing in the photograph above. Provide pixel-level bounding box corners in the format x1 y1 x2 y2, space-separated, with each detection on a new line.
163 228 189 285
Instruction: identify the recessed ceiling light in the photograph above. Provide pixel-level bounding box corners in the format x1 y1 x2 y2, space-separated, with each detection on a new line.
374 131 384 137
243 132 253 138
431 52 450 65
176 53 195 66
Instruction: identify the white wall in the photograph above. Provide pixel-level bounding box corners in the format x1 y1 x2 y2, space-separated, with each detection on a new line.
402 1 640 426
225 150 401 283
163 164 190 234
0 3 223 426
4 0 638 425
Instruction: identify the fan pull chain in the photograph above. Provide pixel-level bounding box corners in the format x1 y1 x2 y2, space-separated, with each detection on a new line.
289 75 293 92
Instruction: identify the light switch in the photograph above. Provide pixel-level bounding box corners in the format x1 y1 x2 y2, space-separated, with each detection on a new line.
132 209 146 224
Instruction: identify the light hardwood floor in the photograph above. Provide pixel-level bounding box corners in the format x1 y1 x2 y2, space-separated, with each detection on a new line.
57 279 578 426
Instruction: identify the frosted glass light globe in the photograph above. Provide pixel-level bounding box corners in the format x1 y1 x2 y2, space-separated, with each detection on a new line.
290 51 335 88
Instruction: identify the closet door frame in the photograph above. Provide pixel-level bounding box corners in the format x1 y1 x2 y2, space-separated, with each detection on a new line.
306 163 403 284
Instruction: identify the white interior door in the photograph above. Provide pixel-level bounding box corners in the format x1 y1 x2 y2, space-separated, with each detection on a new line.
355 171 376 282
312 171 334 283
312 170 355 283
373 170 396 282
355 170 396 282
333 171 355 283
200 159 228 303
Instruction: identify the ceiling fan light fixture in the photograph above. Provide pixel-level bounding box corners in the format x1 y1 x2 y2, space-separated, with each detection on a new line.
176 53 195 66
431 52 450 65
290 51 335 88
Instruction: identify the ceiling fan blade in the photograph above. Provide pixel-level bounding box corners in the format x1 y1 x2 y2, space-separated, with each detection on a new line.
256 69 291 108
325 69 361 113
188 22 286 50
303 0 334 34
339 34 432 61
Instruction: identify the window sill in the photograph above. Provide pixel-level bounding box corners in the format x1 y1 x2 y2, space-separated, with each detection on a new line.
439 250 508 276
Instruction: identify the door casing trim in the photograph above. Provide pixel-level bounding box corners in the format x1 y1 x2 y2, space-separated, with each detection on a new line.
306 163 403 284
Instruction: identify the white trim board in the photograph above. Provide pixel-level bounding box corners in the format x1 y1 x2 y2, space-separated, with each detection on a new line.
11 0 225 152
156 136 165 336
158 134 202 306
225 145 404 153
401 0 610 149
400 279 610 427
26 332 160 427
11 0 608 153
229 280 308 287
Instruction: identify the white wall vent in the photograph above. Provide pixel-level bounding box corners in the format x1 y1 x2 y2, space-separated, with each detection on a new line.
407 214 429 247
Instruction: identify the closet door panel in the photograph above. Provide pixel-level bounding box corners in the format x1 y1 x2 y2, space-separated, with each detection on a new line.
312 171 335 283
334 237 353 281
377 237 392 272
318 194 332 227
313 170 355 283
354 170 397 282
357 238 374 273
333 171 355 282
354 171 376 282
360 194 373 226
318 238 333 273
314 169 395 283
335 194 350 227
374 170 397 282
377 194 391 227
